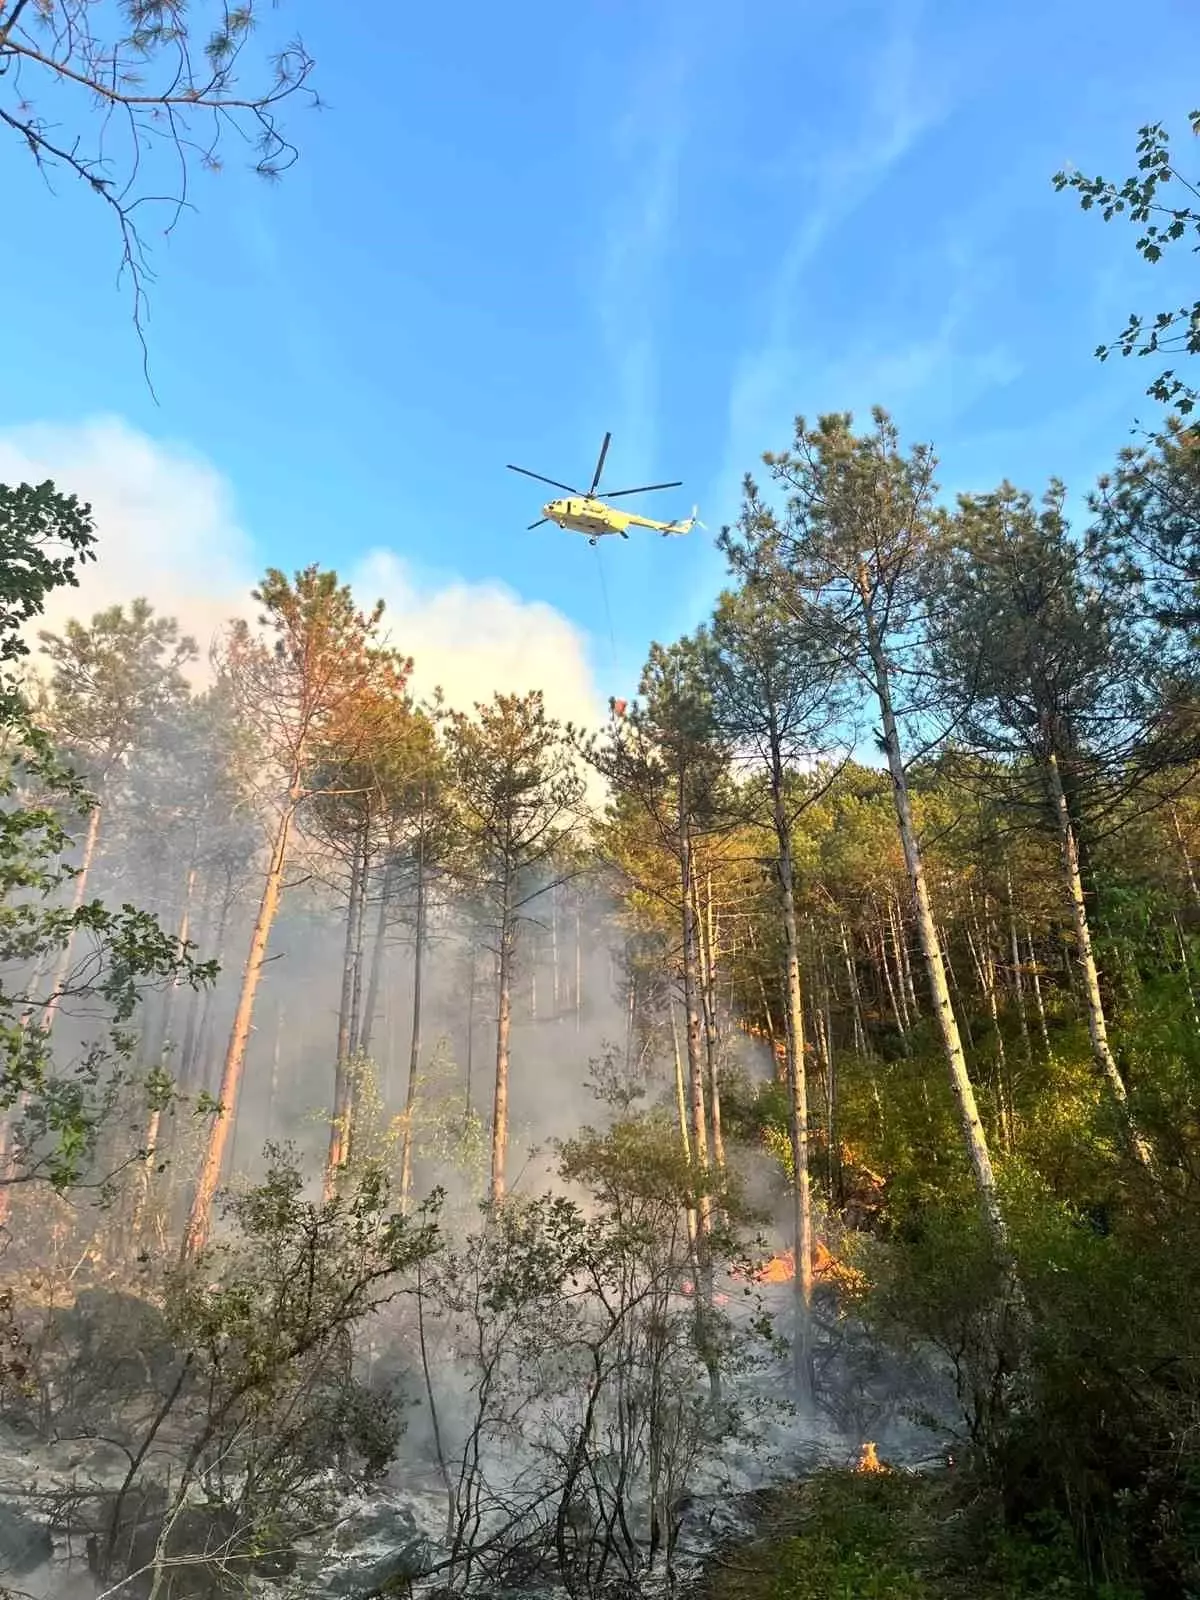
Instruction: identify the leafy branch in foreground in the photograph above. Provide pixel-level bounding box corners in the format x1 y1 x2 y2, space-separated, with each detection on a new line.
1054 113 1200 414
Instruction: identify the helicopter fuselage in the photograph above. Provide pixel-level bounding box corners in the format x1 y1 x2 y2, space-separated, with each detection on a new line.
543 496 694 543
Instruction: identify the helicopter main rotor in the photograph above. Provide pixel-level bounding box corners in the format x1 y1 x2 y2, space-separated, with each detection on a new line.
507 431 682 529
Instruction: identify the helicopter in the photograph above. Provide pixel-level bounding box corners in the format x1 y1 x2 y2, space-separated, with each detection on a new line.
507 432 699 545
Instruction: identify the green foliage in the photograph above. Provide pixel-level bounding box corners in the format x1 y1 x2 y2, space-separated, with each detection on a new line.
860 1168 1200 1596
0 482 217 1204
0 480 95 673
764 1474 934 1599
1054 114 1200 414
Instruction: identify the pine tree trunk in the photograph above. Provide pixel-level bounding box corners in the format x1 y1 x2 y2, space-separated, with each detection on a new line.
490 908 513 1204
939 922 976 1050
1044 750 1152 1167
858 577 1009 1253
771 766 815 1410
669 993 700 1259
877 921 909 1049
182 789 299 1260
325 827 367 1197
43 798 104 1033
349 834 369 1057
679 792 718 1401
1170 803 1200 908
840 923 868 1056
176 877 214 1090
1026 928 1052 1058
893 891 919 1017
696 875 726 1173
575 901 583 1034
400 828 427 1214
551 883 561 1016
266 998 284 1145
669 997 692 1161
130 865 196 1250
464 943 476 1128
1007 873 1035 1071
358 865 393 1059
887 893 914 1027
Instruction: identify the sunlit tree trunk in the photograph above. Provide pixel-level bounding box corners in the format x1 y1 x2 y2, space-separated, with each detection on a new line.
1170 803 1200 909
1007 872 1034 1072
325 822 367 1197
400 827 427 1213
1045 750 1152 1167
669 997 692 1162
840 923 867 1056
183 783 300 1259
680 792 717 1400
464 941 476 1128
967 908 1012 1153
771 765 815 1408
939 921 976 1050
893 891 919 1018
858 575 1009 1253
695 874 726 1174
886 894 913 1030
877 921 909 1049
490 902 513 1204
1026 928 1052 1058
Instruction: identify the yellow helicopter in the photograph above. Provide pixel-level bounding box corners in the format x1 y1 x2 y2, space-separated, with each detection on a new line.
507 432 699 545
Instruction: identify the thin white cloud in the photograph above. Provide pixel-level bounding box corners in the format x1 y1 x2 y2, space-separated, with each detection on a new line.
0 418 605 734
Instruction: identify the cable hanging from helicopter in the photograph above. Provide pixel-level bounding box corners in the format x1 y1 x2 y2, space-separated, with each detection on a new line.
506 431 702 545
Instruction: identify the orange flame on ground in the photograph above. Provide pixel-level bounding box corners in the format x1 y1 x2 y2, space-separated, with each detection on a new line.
856 1441 887 1473
753 1241 841 1284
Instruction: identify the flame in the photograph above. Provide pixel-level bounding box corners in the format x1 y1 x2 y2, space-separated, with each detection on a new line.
856 1441 887 1474
753 1241 842 1284
758 1248 796 1283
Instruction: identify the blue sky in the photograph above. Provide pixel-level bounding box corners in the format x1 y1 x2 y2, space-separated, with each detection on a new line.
0 0 1196 706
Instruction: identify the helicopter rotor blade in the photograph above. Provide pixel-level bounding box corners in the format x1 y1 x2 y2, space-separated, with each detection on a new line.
603 481 684 499
588 432 612 496
527 517 549 530
507 464 581 494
